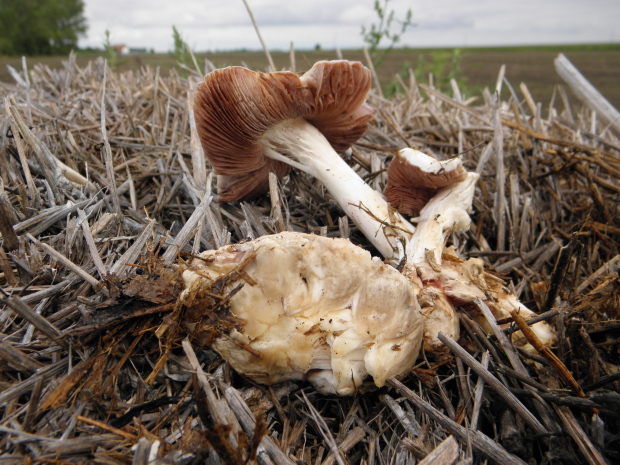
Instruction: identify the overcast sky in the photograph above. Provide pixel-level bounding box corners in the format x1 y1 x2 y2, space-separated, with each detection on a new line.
80 0 620 52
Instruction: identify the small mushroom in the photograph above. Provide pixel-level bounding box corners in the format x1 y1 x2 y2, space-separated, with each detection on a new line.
194 61 415 260
402 170 481 350
180 232 423 395
404 167 479 266
395 161 555 350
384 148 468 217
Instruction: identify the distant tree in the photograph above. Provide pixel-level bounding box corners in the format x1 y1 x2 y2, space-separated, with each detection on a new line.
0 0 88 56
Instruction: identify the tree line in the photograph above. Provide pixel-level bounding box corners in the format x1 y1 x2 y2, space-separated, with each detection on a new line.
0 0 87 56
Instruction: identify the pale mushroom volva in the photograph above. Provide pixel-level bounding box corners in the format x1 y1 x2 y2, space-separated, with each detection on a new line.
180 232 424 396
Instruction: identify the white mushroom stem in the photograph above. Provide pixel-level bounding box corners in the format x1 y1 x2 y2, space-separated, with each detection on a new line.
406 172 479 266
262 117 415 260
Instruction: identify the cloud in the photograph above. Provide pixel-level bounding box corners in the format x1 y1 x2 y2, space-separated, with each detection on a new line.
80 0 620 52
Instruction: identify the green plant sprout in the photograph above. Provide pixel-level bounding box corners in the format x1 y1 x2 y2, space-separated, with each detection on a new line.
172 25 192 68
414 49 466 95
361 0 415 69
382 49 467 98
103 29 117 68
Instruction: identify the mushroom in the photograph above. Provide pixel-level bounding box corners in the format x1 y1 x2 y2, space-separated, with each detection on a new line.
402 168 482 350
379 150 556 350
193 61 415 260
180 232 423 396
384 148 467 217
403 162 478 267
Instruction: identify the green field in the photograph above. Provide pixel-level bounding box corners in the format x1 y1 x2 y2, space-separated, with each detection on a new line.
2 44 619 109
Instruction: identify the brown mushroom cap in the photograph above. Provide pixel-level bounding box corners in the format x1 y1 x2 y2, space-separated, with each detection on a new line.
193 61 373 202
384 149 468 217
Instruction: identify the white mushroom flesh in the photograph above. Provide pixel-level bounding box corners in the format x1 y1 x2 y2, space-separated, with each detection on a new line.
180 232 423 396
398 148 464 176
411 251 557 349
405 171 479 266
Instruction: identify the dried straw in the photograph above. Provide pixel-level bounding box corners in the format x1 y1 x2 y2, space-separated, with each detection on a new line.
0 51 619 464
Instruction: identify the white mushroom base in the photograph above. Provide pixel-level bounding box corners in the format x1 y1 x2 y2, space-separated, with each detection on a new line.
180 232 423 396
399 170 556 351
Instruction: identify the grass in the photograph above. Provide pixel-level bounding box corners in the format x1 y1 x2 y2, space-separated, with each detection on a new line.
1 44 619 109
